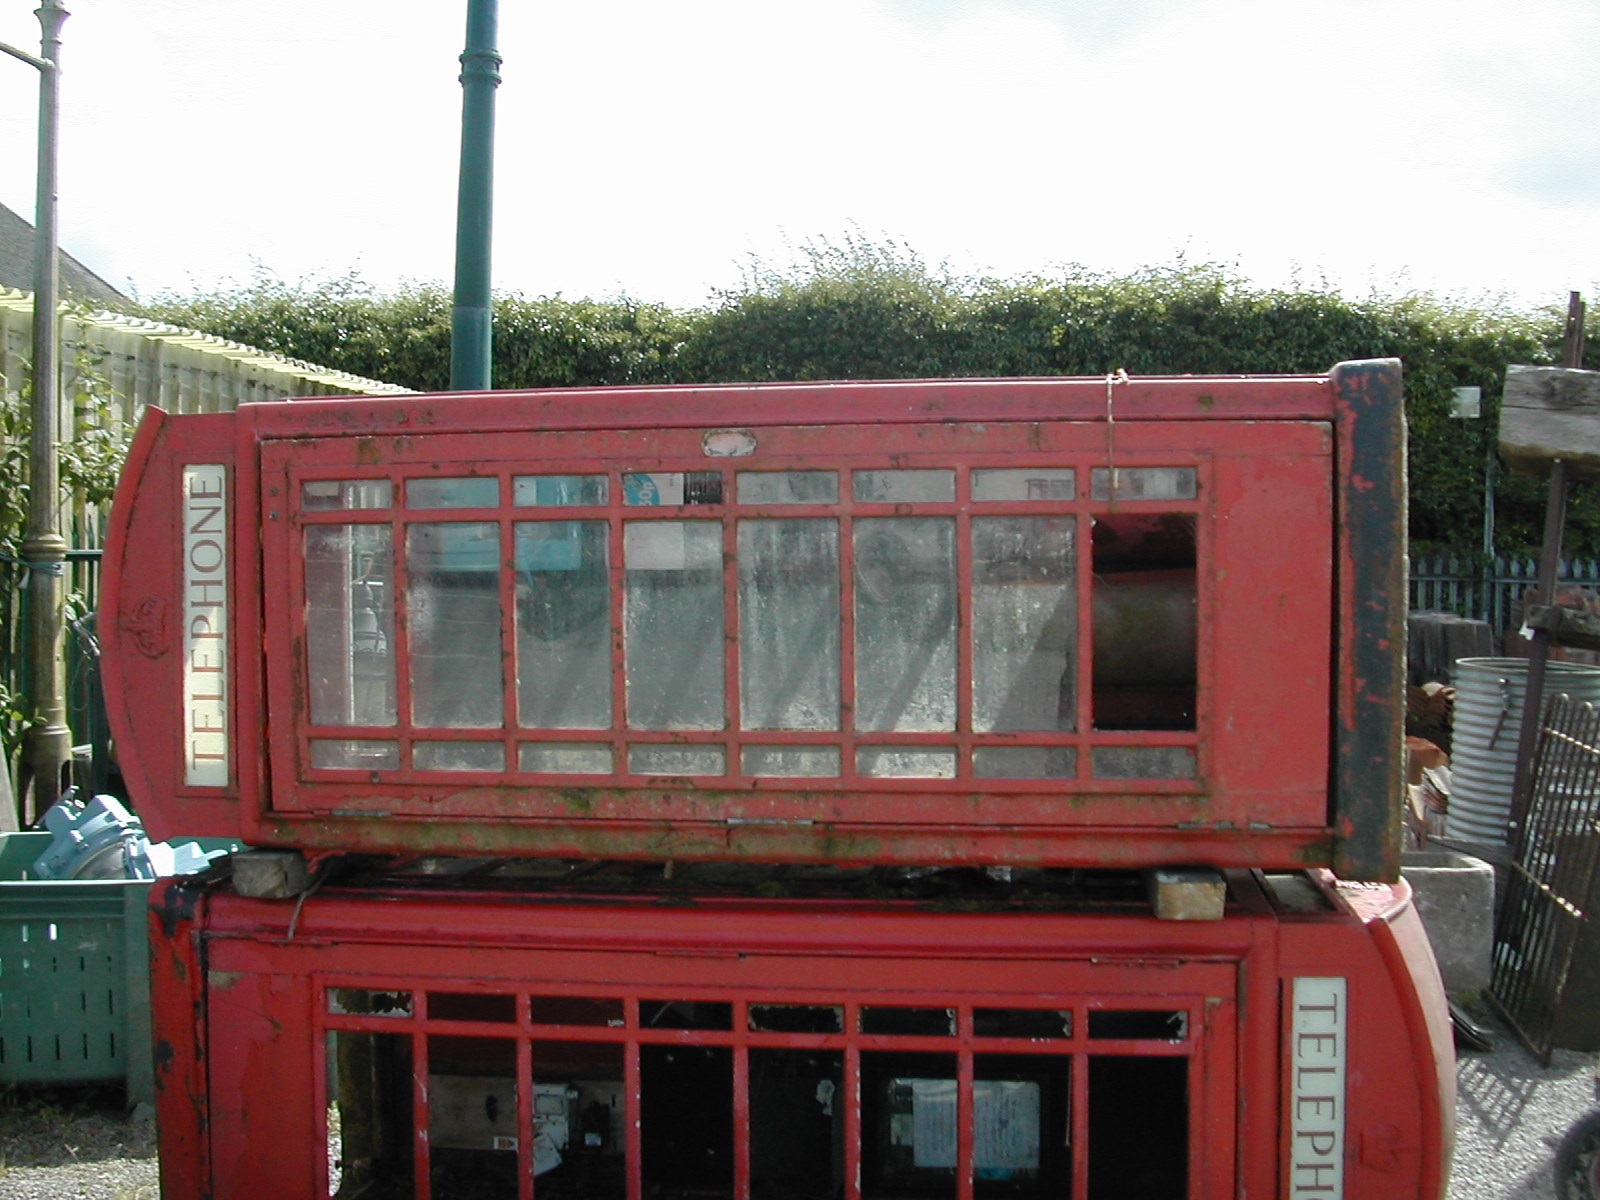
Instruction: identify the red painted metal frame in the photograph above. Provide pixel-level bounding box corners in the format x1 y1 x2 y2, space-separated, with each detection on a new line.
148 869 1450 1200
102 367 1403 873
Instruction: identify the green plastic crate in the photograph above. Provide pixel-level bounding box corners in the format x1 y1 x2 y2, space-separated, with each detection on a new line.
0 831 234 1102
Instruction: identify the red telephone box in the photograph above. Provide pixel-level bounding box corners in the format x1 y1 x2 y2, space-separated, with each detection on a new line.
104 360 1453 1198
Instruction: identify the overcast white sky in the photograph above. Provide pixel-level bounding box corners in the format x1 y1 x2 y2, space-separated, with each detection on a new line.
1 0 1597 310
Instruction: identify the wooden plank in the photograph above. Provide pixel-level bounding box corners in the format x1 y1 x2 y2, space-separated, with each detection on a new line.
1500 365 1600 479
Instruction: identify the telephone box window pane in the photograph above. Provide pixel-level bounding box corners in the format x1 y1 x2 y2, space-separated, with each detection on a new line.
513 474 608 507
751 1049 844 1200
408 476 500 509
408 523 504 729
530 996 625 1026
429 1036 518 1197
1090 466 1198 501
328 989 413 1017
854 518 956 732
327 1031 413 1200
739 519 840 731
862 1052 958 1197
973 1009 1072 1039
535 1041 626 1196
514 521 612 730
741 745 841 777
305 524 396 727
972 468 1076 502
310 739 400 771
629 745 726 776
973 747 1076 779
429 993 517 1023
1088 1056 1188 1198
642 1045 733 1195
624 521 725 730
736 470 839 505
1092 746 1197 780
623 472 723 505
1091 514 1197 731
302 479 392 510
415 741 505 772
972 517 1076 733
857 747 957 779
519 743 615 774
853 469 955 503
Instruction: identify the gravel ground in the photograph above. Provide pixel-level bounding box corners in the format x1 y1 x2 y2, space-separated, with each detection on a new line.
0 1019 1592 1199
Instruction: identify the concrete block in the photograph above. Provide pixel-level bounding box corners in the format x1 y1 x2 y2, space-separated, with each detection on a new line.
232 850 310 900
1402 849 1495 996
1146 867 1226 921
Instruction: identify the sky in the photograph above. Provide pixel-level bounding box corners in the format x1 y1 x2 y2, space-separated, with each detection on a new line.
0 0 1597 311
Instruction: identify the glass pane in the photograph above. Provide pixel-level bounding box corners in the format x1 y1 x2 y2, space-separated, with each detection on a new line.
303 479 392 510
519 743 615 774
857 747 957 779
514 474 608 506
310 739 399 771
972 517 1076 733
623 472 723 505
408 476 500 509
1092 746 1197 780
414 741 505 772
408 523 504 728
853 470 955 503
739 519 840 731
975 1055 1069 1190
741 746 841 777
1092 514 1197 731
861 1052 958 1198
972 468 1075 502
535 1041 627 1196
624 522 724 730
328 989 412 1018
429 1037 518 1198
515 521 612 729
751 1049 843 1200
736 471 839 505
305 524 396 727
1090 466 1198 501
972 747 1076 779
854 518 956 732
327 1031 413 1200
628 745 726 776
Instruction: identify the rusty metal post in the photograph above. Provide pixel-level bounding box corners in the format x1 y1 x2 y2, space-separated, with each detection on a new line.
1504 292 1588 863
0 1 72 823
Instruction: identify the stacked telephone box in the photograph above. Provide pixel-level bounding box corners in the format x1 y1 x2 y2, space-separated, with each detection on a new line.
101 360 1453 1199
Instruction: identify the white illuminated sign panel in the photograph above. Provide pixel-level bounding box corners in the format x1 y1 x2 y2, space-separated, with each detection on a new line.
183 465 229 786
1289 976 1347 1197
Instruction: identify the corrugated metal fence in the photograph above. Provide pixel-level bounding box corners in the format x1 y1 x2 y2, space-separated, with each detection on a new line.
0 287 411 800
1409 554 1600 633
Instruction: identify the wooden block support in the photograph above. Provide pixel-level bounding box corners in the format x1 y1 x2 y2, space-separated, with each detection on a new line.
232 849 310 899
1500 365 1600 480
1146 866 1227 921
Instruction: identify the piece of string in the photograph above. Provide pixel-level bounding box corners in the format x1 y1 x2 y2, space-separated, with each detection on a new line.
1105 368 1129 499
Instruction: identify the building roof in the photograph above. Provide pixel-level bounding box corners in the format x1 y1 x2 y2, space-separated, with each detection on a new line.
0 201 131 307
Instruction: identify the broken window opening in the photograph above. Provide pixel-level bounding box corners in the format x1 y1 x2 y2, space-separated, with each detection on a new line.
1091 514 1197 732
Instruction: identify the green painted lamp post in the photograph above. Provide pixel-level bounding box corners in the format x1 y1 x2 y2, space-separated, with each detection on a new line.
451 0 500 392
